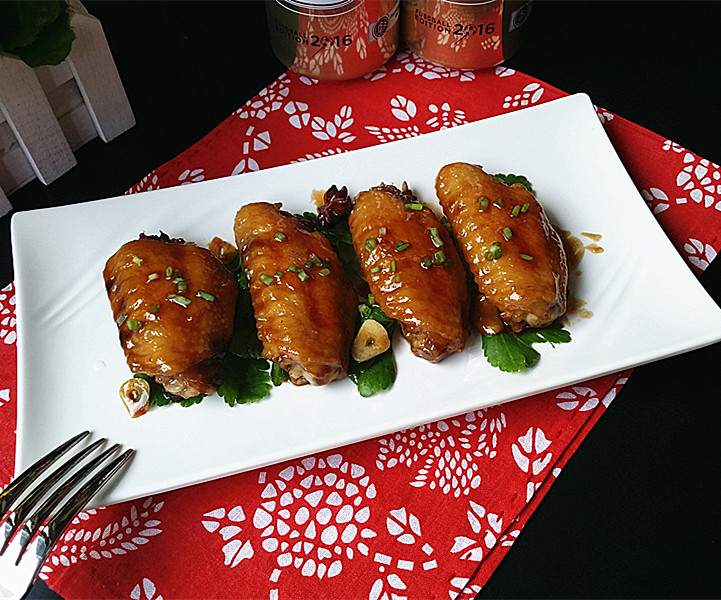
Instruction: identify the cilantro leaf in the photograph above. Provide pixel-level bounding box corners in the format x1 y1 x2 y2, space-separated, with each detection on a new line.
517 321 572 346
218 353 271 406
482 321 571 373
270 362 289 386
482 331 540 372
348 349 396 398
492 173 535 195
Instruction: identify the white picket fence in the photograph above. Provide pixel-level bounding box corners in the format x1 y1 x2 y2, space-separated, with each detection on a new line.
0 7 135 216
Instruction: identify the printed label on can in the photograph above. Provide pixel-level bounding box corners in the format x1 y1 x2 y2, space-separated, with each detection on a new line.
368 2 400 44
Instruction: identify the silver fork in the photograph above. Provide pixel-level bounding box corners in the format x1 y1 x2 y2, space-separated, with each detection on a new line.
0 431 134 600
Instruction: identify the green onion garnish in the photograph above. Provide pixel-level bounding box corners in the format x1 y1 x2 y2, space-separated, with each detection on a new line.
368 293 375 305
520 253 534 261
440 216 453 233
274 232 286 242
318 268 331 277
511 205 521 217
420 257 432 269
259 273 275 286
177 281 187 292
493 197 504 208
432 250 446 264
502 227 513 240
484 241 503 261
116 314 127 326
478 196 489 209
391 260 396 273
147 272 159 282
365 238 377 251
132 255 143 266
305 254 323 268
395 241 410 252
521 202 530 213
165 266 174 278
429 227 444 248
370 266 381 273
196 290 215 301
127 319 142 330
393 274 400 283
170 295 191 307
275 270 283 278
403 202 424 211
297 269 309 282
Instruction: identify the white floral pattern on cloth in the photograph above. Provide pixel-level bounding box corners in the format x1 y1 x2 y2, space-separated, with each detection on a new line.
375 409 506 497
130 578 164 600
0 283 16 347
178 168 205 185
236 74 291 120
40 497 165 579
230 125 272 174
450 501 503 562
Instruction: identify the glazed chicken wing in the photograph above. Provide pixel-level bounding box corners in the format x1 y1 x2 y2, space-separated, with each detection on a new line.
104 234 238 398
349 184 469 362
234 202 357 386
435 163 567 332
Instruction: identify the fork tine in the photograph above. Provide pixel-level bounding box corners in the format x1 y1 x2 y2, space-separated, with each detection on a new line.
0 431 90 518
15 448 135 566
15 443 123 553
0 438 107 557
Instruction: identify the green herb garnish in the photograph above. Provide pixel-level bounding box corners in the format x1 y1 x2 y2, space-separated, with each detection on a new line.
482 321 571 373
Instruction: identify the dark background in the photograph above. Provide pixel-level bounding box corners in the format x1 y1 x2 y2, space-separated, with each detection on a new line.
5 1 719 598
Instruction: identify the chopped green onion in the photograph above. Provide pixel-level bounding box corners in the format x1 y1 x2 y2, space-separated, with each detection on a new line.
259 273 275 286
132 255 143 266
478 196 489 209
305 254 323 268
274 232 286 242
116 314 127 326
493 197 504 208
484 241 503 261
147 272 159 282
169 295 192 307
511 205 521 217
502 227 513 240
403 202 424 211
297 269 309 282
365 238 377 251
275 270 283 278
429 227 444 248
368 293 375 305
420 257 432 269
165 266 174 278
148 303 160 313
318 268 331 277
196 290 215 301
521 202 530 213
520 253 534 261
391 260 396 273
370 266 381 273
393 274 401 283
432 250 446 264
176 281 187 292
395 241 410 252
127 319 142 330
440 216 453 233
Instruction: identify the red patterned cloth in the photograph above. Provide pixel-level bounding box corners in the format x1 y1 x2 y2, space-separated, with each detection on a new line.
1 51 720 599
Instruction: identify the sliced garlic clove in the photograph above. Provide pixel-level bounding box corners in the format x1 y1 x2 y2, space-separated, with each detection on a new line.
351 319 390 362
119 377 151 418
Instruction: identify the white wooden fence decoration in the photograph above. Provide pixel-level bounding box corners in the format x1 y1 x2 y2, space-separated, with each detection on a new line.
0 8 135 217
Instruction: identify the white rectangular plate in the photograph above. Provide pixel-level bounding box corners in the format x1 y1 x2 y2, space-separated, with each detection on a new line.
12 94 721 507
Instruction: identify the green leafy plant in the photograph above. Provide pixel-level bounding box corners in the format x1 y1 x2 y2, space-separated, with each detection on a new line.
0 1 76 68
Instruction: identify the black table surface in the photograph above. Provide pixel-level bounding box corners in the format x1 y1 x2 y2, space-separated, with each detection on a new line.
5 2 719 598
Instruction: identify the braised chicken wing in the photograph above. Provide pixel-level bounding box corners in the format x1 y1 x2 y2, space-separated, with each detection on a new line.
435 163 567 332
349 184 469 362
104 234 238 398
234 202 357 386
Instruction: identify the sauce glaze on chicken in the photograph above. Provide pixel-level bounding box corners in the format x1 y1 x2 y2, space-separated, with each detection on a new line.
435 163 567 332
103 234 238 398
349 184 469 362
234 202 357 386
